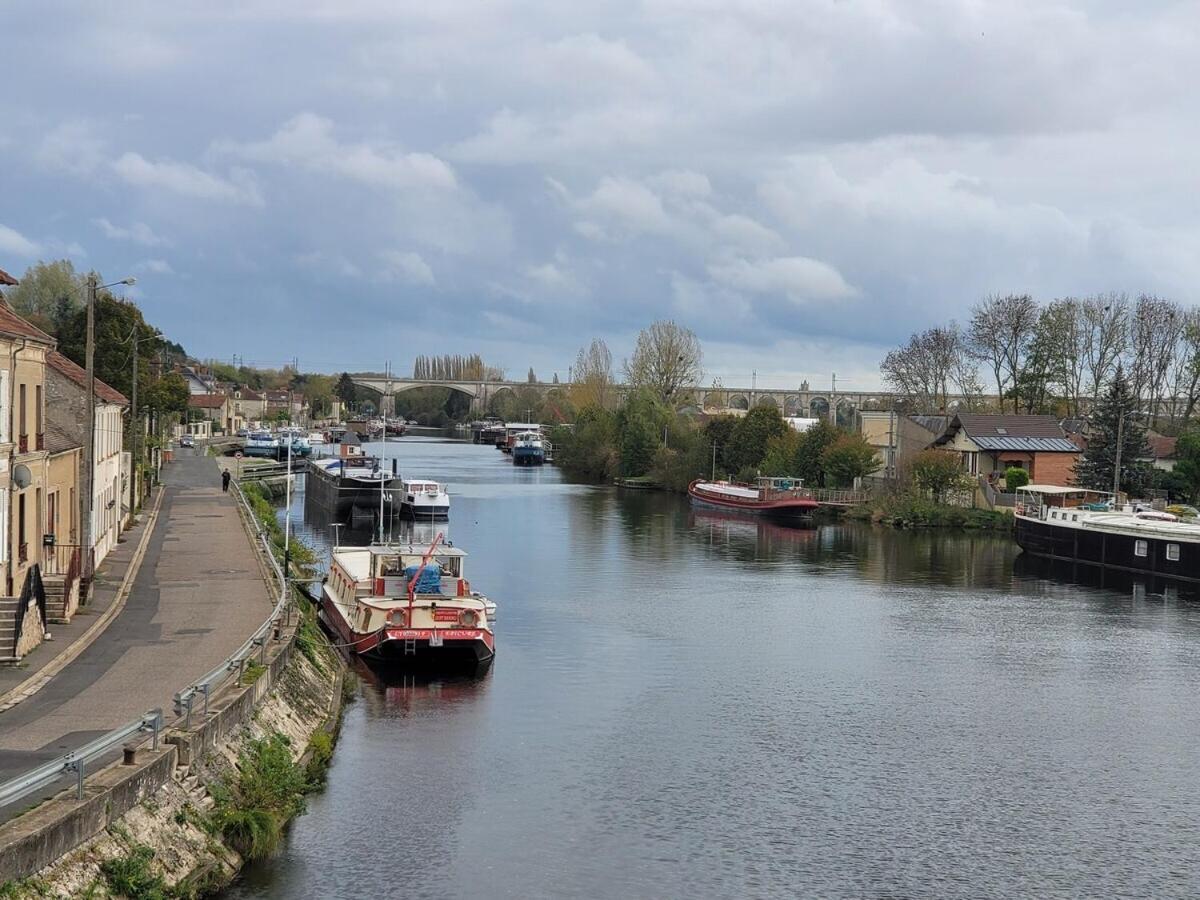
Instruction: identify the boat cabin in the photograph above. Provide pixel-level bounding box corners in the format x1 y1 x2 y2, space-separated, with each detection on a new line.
332 544 469 601
1015 484 1114 519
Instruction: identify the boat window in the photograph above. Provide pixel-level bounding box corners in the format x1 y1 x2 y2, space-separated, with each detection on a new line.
1135 540 1148 558
1167 543 1181 562
1071 514 1078 522
1050 510 1057 519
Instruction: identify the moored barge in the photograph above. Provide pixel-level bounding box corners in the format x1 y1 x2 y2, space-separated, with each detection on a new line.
688 477 820 519
321 537 496 671
1014 484 1200 582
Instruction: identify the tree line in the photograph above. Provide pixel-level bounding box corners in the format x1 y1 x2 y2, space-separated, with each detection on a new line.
882 293 1200 430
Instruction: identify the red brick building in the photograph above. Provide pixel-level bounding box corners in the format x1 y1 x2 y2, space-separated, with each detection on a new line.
933 414 1081 487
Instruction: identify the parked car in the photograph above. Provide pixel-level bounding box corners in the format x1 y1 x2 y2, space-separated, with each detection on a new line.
179 435 196 448
236 428 248 438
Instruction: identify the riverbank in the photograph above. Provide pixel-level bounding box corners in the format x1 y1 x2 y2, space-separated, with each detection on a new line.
843 496 1013 531
0 468 345 898
0 615 346 899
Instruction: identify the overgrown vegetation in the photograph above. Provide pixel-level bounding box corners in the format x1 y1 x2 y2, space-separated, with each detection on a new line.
99 843 172 900
846 494 1013 531
211 734 308 861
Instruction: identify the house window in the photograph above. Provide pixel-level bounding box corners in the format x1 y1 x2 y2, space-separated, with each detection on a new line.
18 383 26 440
1135 540 1148 558
1167 544 1180 562
996 427 1008 435
17 492 26 563
0 369 8 444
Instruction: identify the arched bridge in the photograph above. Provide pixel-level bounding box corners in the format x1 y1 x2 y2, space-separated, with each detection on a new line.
348 374 966 421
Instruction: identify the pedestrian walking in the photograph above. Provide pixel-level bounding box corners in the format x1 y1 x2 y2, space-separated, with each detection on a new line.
221 469 231 493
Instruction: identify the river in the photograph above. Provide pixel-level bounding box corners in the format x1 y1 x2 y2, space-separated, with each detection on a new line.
225 437 1200 899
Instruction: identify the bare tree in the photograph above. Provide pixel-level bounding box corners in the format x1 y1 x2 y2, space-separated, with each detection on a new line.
1126 295 1182 426
571 338 615 409
968 294 1038 413
623 320 703 405
880 326 963 412
1168 310 1200 426
1081 292 1128 406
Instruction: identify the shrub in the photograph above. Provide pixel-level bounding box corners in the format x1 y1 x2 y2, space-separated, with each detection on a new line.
1004 466 1030 493
213 733 307 860
100 844 170 900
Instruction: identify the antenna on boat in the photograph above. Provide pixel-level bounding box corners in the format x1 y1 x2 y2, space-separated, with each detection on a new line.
378 360 390 545
284 413 293 591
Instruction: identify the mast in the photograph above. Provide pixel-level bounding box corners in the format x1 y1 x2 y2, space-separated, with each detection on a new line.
379 361 389 544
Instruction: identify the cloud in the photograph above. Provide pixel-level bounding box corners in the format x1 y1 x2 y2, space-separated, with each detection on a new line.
0 224 42 257
217 113 457 191
134 259 174 275
708 256 858 304
379 249 435 285
35 120 107 176
112 152 263 206
94 218 170 247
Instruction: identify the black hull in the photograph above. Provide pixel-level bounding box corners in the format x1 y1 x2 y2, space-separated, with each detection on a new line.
1014 516 1200 583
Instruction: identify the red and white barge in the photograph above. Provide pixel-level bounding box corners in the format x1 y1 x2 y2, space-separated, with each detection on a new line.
320 536 496 672
687 477 820 520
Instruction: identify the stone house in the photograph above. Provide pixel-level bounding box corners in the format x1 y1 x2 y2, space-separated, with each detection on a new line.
45 349 129 572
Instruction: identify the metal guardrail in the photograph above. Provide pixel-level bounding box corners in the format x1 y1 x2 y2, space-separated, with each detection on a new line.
0 710 162 807
0 476 294 814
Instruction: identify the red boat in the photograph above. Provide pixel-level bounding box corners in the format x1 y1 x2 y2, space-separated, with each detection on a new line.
687 477 820 519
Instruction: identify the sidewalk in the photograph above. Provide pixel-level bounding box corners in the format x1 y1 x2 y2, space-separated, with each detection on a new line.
0 501 156 706
0 449 275 791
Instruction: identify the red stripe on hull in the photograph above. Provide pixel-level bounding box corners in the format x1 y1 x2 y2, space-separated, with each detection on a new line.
687 486 819 513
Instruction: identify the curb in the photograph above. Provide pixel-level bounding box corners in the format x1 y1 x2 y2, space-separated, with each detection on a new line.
0 487 167 714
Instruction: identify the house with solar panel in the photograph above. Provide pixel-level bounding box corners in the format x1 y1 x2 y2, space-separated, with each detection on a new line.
932 414 1082 487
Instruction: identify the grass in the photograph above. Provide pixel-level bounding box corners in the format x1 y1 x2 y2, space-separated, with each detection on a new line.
100 844 172 900
304 731 335 786
241 661 267 685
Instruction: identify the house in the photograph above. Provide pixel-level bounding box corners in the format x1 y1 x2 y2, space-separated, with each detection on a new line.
1143 431 1178 472
45 350 130 572
231 387 267 423
858 411 945 480
0 272 81 659
179 364 220 396
264 389 303 420
188 392 242 434
933 414 1081 487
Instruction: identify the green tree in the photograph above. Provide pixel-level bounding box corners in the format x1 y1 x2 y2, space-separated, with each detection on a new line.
554 405 619 481
821 433 880 487
1171 430 1200 501
616 389 668 477
6 260 84 333
908 449 969 503
724 405 789 473
759 429 803 477
794 420 839 486
1075 365 1152 495
142 372 189 417
335 373 357 408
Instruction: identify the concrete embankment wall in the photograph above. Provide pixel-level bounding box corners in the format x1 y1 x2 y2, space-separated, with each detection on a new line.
0 609 344 896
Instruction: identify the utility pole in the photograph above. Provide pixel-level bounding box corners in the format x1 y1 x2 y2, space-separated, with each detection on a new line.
82 274 96 584
1112 411 1125 499
131 330 138 510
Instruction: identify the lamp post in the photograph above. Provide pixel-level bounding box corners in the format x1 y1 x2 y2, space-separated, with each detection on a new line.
83 274 136 587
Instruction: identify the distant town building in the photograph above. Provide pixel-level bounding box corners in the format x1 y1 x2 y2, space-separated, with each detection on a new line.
188 392 241 434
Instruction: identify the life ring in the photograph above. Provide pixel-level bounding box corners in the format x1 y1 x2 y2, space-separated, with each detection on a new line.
388 608 408 627
458 609 479 627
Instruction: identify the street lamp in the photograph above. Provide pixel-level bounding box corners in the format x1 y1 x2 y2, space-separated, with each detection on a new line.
83 274 136 586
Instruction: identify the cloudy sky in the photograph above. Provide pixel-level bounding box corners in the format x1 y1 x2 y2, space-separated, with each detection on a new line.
2 1 1197 390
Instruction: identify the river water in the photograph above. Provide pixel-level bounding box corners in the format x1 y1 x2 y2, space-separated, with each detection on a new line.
225 437 1200 899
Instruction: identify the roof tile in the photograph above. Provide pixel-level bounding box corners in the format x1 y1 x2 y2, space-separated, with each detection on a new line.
46 350 129 405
